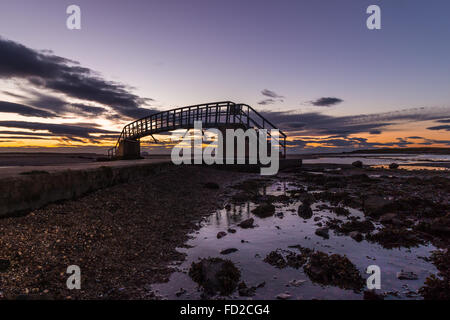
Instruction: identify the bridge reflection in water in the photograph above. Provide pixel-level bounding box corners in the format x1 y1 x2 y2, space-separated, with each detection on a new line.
108 101 287 160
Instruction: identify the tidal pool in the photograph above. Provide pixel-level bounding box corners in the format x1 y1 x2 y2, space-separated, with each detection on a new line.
152 180 438 300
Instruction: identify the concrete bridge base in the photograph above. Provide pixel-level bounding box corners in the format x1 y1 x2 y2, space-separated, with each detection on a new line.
117 139 141 159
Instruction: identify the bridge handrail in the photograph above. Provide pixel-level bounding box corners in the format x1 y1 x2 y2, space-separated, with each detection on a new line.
108 101 287 158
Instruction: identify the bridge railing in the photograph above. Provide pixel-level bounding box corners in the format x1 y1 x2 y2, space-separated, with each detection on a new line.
108 101 287 158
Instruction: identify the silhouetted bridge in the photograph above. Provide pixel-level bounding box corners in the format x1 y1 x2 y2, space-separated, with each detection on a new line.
108 101 287 159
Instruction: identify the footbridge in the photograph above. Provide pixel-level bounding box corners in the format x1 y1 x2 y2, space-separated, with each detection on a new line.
108 101 287 159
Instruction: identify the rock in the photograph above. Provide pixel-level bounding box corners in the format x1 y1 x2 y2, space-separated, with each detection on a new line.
379 213 397 224
276 293 292 300
303 251 365 291
366 227 424 249
252 203 275 218
315 227 329 239
238 282 256 297
238 218 255 229
0 259 11 272
364 290 384 300
175 288 187 297
389 163 399 169
298 203 313 219
220 248 238 255
349 231 363 242
288 279 306 287
363 196 394 217
264 251 287 268
338 220 375 234
189 258 241 295
397 271 419 280
333 206 350 216
217 231 227 239
204 182 220 189
227 228 236 234
352 160 363 168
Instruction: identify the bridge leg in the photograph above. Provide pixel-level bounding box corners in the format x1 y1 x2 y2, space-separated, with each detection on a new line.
117 139 141 159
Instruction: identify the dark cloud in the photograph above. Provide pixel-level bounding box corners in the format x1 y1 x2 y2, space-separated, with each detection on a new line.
436 119 450 123
0 121 118 141
0 130 54 136
258 89 284 105
427 125 450 131
261 89 284 99
260 106 450 137
0 100 56 118
309 97 343 107
0 37 157 119
258 98 277 105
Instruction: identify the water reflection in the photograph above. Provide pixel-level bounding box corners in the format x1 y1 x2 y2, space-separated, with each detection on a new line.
152 180 438 300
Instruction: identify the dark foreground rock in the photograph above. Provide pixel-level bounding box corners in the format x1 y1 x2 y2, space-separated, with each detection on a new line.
396 271 418 280
252 203 275 218
220 248 238 255
217 231 227 239
189 258 241 296
238 218 255 229
366 227 424 248
315 227 330 239
420 250 450 300
264 247 364 292
298 201 313 219
364 290 384 300
303 251 365 291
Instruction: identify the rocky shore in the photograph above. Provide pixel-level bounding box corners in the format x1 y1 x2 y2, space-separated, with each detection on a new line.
0 166 246 299
0 163 449 300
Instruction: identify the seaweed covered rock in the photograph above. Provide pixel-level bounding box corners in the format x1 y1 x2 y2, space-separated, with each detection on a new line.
263 249 308 269
363 196 394 217
252 203 276 218
338 220 375 234
298 199 313 219
315 227 330 239
366 227 424 248
238 218 255 229
303 252 364 291
420 250 450 300
189 258 241 296
364 290 384 300
263 250 287 269
332 206 350 216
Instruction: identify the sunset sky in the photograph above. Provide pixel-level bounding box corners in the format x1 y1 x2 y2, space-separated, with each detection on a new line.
0 0 449 153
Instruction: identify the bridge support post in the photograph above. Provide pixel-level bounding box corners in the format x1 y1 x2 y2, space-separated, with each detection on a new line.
117 139 141 159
